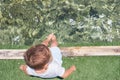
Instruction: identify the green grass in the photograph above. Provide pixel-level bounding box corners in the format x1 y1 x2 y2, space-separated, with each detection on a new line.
0 42 120 80
1 40 120 49
0 45 29 49
0 56 120 80
60 40 120 47
0 42 120 49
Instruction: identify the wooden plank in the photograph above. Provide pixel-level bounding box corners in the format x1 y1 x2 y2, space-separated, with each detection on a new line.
61 46 120 56
0 46 120 59
0 49 26 59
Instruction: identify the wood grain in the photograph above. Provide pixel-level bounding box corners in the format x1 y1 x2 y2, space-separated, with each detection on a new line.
0 46 120 59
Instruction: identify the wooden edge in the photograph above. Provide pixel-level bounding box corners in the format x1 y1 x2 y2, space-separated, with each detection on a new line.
0 46 120 59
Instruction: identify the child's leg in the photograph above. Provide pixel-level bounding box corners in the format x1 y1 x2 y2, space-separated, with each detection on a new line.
50 34 58 47
41 33 53 46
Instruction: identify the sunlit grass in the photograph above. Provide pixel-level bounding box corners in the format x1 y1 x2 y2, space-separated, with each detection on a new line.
0 56 120 80
0 42 120 80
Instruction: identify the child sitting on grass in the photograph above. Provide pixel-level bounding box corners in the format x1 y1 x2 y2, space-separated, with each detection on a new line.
20 33 76 79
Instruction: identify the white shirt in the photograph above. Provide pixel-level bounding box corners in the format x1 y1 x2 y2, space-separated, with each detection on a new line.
26 47 65 78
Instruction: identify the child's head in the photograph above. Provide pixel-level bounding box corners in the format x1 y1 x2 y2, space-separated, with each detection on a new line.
24 44 52 70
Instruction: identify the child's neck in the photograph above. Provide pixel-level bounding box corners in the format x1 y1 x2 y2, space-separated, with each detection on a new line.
35 66 48 74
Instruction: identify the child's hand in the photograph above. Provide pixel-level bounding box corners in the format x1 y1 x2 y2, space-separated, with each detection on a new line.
19 65 26 71
19 65 28 75
70 65 76 71
61 65 76 78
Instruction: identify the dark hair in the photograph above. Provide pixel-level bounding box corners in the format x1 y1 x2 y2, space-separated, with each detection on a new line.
24 44 51 70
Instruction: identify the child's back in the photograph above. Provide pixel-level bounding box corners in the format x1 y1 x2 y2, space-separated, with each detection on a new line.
20 33 76 79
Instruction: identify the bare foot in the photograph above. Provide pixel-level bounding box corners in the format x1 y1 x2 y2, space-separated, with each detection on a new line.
47 33 54 41
51 34 58 47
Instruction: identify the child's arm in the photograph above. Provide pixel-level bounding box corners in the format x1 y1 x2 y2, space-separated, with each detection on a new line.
41 33 53 46
19 65 29 75
61 65 76 79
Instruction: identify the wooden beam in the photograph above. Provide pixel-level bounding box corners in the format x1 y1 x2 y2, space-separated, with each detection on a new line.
0 49 26 59
61 46 120 56
0 46 120 59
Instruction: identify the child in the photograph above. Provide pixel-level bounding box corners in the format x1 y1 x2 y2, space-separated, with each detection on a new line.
20 33 76 79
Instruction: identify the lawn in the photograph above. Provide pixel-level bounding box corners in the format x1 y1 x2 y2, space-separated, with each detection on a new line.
0 42 120 80
0 56 120 80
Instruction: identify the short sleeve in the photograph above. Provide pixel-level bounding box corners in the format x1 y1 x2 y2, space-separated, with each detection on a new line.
50 47 63 65
26 66 35 75
55 66 65 77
